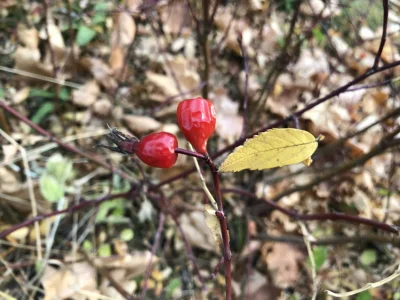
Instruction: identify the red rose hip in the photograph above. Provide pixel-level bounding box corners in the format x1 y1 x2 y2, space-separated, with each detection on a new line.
136 132 178 168
177 97 216 154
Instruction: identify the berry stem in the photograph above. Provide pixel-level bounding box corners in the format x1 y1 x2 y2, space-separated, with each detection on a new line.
174 147 206 160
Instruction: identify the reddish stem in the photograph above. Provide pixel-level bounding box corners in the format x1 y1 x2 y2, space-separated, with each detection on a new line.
203 154 232 300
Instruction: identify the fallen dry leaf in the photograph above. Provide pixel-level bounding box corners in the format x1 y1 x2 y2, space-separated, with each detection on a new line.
261 243 304 288
42 262 98 300
179 210 219 253
2 144 18 165
92 98 112 117
211 88 242 143
17 24 39 49
72 80 100 107
94 251 157 277
123 115 162 134
80 57 118 91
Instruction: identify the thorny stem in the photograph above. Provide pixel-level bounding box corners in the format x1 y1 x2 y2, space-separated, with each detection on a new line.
203 153 232 300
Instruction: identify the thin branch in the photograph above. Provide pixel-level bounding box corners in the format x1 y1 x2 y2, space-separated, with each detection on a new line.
238 35 249 139
0 191 130 239
175 147 206 160
0 129 42 260
172 215 206 287
0 100 136 183
188 144 218 210
140 213 165 300
81 250 134 300
373 0 389 69
257 233 400 247
325 265 400 297
300 222 318 300
223 182 399 234
213 59 400 160
203 154 232 300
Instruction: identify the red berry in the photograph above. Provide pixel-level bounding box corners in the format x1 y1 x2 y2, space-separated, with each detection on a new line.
176 97 216 154
136 132 178 168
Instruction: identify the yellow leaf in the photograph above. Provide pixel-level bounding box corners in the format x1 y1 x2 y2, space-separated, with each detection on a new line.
219 128 320 172
203 204 222 248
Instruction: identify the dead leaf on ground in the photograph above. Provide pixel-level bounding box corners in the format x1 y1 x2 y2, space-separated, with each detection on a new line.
123 115 161 134
0 167 21 194
203 204 222 247
72 80 100 107
17 24 39 49
92 98 112 117
261 243 304 288
211 88 242 144
80 57 118 91
42 262 98 300
179 210 220 253
160 0 190 35
94 251 157 278
2 144 18 165
13 46 53 79
109 9 136 78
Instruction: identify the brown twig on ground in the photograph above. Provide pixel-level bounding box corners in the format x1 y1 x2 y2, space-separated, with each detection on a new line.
201 0 211 98
238 35 249 139
140 213 166 300
0 101 136 183
173 215 206 287
373 0 389 69
257 233 400 247
0 191 130 239
81 250 134 300
223 186 399 234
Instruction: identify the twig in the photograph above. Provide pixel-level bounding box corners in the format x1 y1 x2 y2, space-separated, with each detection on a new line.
187 144 218 210
0 66 82 89
373 0 389 69
175 147 206 160
0 129 42 260
257 233 400 247
238 35 249 139
212 58 400 160
203 154 232 300
140 213 165 300
81 250 134 300
172 215 206 287
299 222 318 300
0 191 129 239
210 256 224 279
325 265 400 297
201 0 211 98
0 101 136 183
223 185 399 234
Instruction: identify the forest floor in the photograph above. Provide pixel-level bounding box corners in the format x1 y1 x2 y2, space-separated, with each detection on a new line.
0 0 400 299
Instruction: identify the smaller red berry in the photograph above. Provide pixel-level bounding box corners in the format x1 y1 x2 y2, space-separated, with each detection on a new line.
177 97 216 154
136 132 178 168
